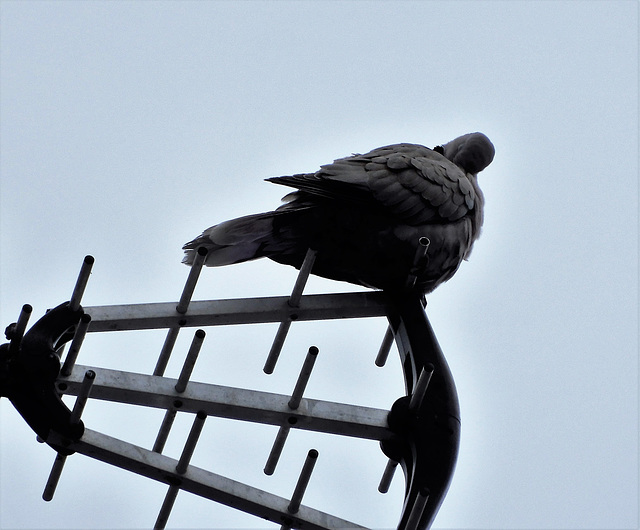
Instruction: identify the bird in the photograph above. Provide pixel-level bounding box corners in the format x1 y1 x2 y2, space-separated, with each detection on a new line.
183 132 495 293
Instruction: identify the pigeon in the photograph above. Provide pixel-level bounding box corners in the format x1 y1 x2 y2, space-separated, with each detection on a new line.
183 132 495 293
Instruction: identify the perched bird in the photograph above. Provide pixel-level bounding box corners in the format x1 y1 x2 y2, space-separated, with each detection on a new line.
183 132 495 293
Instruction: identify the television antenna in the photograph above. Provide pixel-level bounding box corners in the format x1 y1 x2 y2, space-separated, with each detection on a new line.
1 247 459 529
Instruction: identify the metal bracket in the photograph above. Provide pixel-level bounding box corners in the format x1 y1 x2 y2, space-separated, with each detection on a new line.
1 302 85 452
381 295 460 530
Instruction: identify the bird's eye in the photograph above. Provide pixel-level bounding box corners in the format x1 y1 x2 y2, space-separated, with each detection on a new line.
433 145 445 155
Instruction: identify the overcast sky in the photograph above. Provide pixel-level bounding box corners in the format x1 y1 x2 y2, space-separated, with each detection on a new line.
1 1 638 529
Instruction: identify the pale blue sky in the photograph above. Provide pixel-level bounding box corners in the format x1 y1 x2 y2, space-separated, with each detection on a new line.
1 1 638 529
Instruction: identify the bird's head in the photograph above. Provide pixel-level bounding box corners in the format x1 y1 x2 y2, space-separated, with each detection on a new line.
436 132 495 175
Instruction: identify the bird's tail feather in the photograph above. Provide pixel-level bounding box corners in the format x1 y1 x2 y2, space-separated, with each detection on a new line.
182 212 276 267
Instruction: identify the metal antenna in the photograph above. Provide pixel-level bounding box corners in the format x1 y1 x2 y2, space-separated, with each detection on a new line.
2 243 461 530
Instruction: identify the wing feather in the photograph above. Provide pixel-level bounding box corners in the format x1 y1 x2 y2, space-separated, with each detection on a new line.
267 143 478 225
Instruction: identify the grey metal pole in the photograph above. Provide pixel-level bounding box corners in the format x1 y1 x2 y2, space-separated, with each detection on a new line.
264 249 317 374
287 449 319 515
61 313 92 376
405 488 429 530
69 255 94 312
264 319 292 375
69 370 96 424
175 330 206 393
375 326 394 367
408 364 434 412
288 249 317 307
42 453 67 502
378 459 399 494
43 370 95 501
155 411 208 529
288 347 319 410
176 411 207 474
153 409 177 454
154 326 181 376
405 237 430 290
263 424 291 476
8 304 32 356
176 247 208 314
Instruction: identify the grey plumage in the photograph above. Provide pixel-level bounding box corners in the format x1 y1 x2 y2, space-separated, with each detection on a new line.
183 132 495 293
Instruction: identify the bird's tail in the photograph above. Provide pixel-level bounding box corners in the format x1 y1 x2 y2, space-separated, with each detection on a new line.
182 212 277 267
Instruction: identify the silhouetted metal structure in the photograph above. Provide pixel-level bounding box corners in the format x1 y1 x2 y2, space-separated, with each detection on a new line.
1 250 459 529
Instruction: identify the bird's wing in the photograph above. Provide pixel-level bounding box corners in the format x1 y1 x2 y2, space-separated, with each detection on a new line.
267 143 478 225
